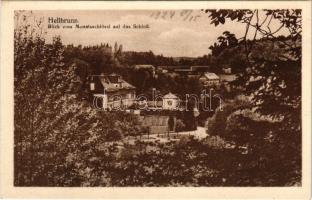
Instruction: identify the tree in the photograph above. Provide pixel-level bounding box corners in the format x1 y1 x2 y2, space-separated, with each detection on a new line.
14 11 144 186
204 9 302 185
175 119 186 133
14 11 71 185
209 31 238 57
205 9 301 121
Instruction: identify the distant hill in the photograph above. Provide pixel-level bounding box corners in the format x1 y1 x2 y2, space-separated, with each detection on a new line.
172 57 197 62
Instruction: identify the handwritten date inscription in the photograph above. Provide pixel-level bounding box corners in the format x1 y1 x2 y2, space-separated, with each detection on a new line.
150 10 201 22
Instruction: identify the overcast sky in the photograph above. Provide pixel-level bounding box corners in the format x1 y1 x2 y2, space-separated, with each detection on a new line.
26 10 286 57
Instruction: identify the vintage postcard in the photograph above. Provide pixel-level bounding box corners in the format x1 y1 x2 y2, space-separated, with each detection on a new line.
0 1 311 199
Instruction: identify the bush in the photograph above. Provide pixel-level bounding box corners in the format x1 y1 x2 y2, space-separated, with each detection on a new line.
175 119 186 132
106 129 123 141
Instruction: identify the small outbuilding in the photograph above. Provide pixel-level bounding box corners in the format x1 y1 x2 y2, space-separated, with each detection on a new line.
199 72 220 86
162 92 180 110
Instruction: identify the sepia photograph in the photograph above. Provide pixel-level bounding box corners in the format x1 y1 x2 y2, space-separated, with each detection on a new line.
13 8 303 187
9 8 302 187
0 1 311 198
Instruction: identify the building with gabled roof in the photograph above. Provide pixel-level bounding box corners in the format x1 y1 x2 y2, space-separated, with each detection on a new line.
162 92 180 110
89 73 136 110
199 72 220 86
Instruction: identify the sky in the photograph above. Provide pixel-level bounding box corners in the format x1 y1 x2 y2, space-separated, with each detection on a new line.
19 10 288 57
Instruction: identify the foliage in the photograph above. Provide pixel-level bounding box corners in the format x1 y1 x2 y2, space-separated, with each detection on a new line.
14 11 143 186
207 96 249 137
64 43 113 74
175 119 186 132
121 51 211 67
204 9 301 185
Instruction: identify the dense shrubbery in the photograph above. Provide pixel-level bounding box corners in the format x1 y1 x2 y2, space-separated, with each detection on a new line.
13 13 143 186
206 96 301 185
203 9 302 185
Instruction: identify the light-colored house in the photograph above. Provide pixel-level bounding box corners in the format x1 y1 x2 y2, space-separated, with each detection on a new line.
162 92 180 110
199 72 220 86
89 73 136 110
